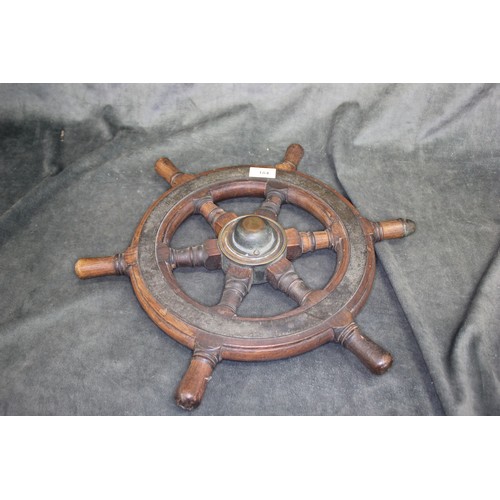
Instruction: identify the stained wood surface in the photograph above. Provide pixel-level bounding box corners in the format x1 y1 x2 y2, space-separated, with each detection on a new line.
75 255 119 279
175 356 216 410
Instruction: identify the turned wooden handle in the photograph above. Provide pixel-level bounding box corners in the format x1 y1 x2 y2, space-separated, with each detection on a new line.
175 356 215 410
283 143 304 168
335 323 393 375
373 219 416 241
155 157 195 186
155 157 180 184
75 255 122 279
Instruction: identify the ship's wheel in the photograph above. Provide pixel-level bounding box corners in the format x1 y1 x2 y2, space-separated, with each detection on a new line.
75 144 416 410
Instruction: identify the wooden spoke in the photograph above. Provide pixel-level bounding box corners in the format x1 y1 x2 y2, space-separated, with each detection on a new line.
157 239 221 270
371 218 416 242
193 195 238 235
254 181 288 221
332 319 393 375
213 265 253 316
265 257 314 306
285 227 340 260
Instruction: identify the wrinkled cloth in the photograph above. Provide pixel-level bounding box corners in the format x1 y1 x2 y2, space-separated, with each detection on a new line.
0 83 498 415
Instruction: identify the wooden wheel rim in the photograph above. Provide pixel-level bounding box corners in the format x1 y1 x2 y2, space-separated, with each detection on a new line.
131 165 374 359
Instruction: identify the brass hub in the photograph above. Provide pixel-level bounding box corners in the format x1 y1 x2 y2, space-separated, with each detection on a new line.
218 215 287 282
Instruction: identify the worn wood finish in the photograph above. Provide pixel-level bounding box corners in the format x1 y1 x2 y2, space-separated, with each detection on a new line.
276 143 304 171
254 181 288 220
157 239 221 270
266 257 314 306
75 144 416 410
74 255 120 279
75 247 137 279
333 318 393 374
194 195 238 235
214 265 253 316
175 354 218 410
372 218 416 241
155 157 195 186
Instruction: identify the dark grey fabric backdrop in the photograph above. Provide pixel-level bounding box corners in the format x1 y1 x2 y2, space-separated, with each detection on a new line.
0 83 498 415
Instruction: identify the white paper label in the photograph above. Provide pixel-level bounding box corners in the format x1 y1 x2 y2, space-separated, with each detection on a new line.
249 167 277 179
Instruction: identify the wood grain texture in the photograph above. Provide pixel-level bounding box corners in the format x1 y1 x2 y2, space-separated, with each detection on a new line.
266 258 314 305
175 356 216 410
276 143 304 171
333 320 393 374
214 265 253 316
372 218 416 241
155 157 195 186
74 256 118 279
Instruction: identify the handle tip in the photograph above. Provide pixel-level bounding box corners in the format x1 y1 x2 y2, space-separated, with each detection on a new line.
373 218 417 241
369 351 393 375
175 390 202 411
175 356 216 410
335 321 393 375
405 219 416 236
74 259 84 279
74 255 122 279
282 143 304 170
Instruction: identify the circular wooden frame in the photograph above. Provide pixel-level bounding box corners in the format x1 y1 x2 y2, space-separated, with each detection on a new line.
75 144 416 410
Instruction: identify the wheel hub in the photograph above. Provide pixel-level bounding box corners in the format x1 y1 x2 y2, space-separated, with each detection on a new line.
218 214 287 283
232 216 275 256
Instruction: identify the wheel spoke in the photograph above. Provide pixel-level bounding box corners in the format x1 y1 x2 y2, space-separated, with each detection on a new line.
157 239 221 270
254 181 288 221
194 195 237 235
265 257 314 306
214 265 253 316
285 227 339 260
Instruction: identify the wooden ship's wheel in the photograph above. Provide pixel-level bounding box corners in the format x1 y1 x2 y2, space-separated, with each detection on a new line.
75 144 416 410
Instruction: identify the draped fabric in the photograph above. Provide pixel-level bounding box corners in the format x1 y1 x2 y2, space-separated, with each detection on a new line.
1 83 498 415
